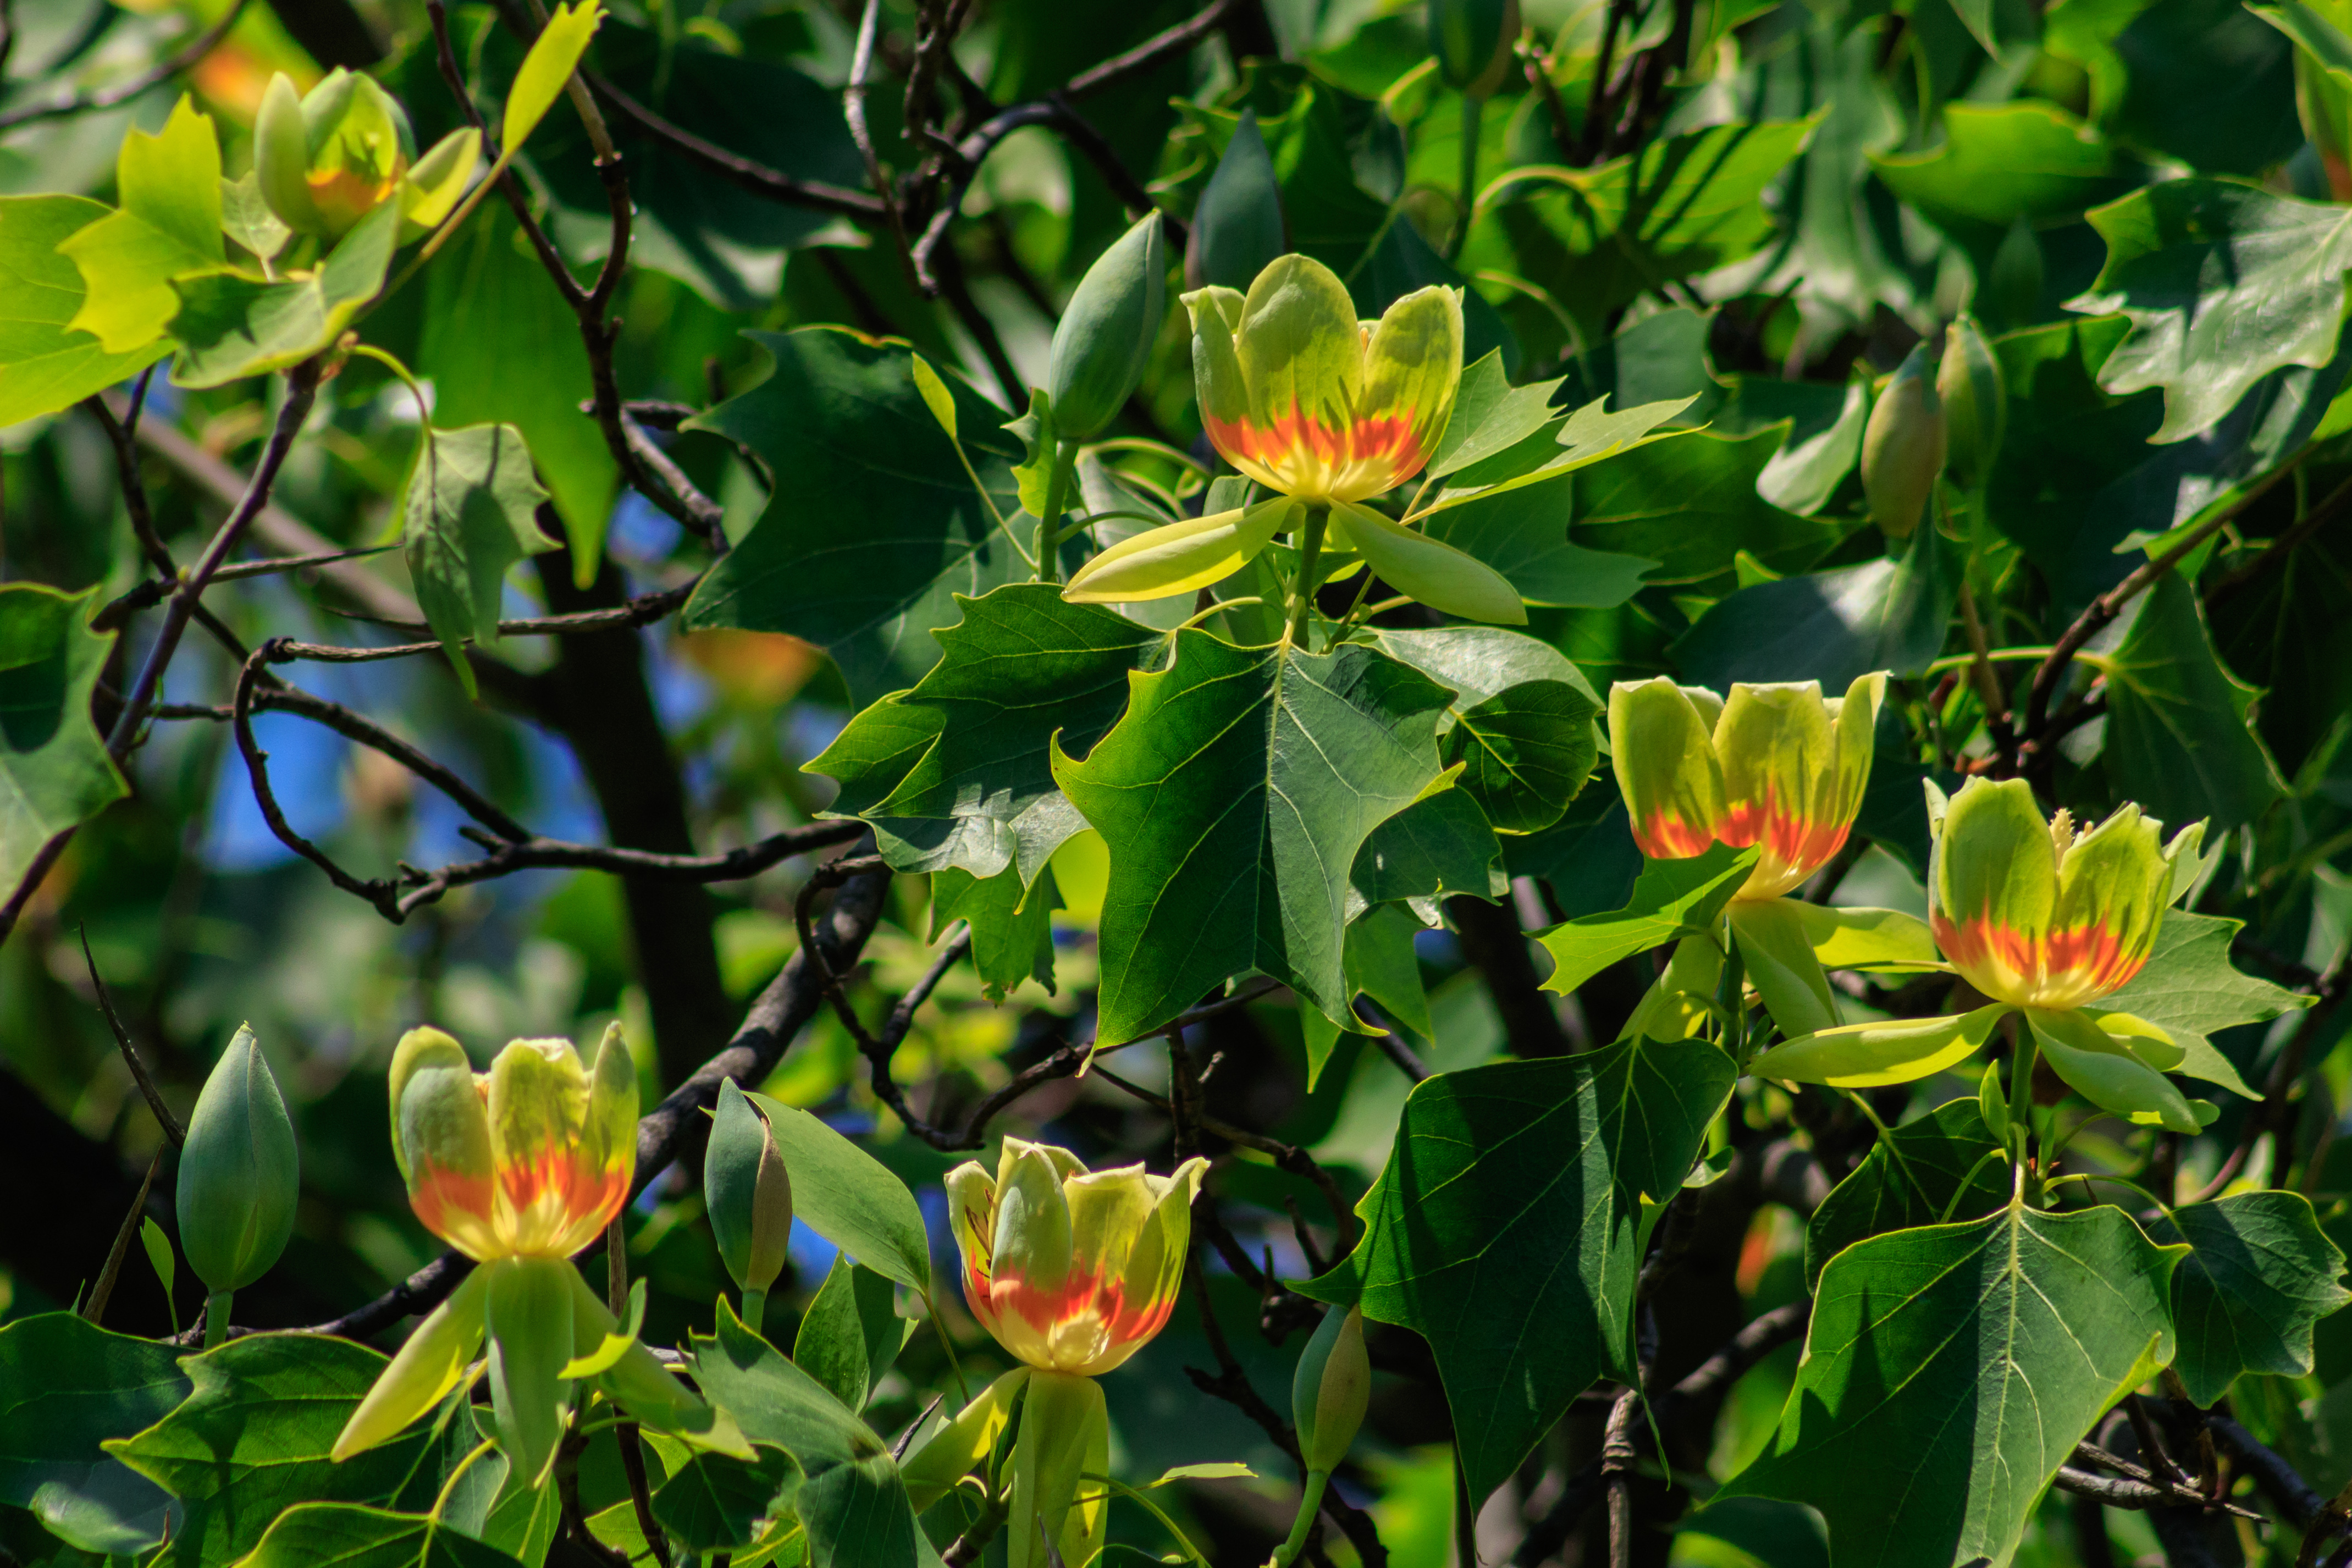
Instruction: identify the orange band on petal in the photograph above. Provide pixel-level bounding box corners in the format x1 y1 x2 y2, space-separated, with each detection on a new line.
1633 811 1720 860
1932 913 2148 1010
1204 405 1433 504
1720 796 1853 896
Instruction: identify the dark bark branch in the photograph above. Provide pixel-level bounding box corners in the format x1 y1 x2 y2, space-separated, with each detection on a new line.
1448 893 1571 1057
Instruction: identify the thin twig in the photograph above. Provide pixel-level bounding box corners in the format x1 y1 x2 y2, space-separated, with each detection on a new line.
79 927 184 1145
587 73 885 216
2022 463 2322 740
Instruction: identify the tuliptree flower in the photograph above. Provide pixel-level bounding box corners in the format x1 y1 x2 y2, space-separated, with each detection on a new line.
1609 673 1883 902
1599 672 1947 1047
333 1025 743 1485
908 1139 1207 1568
1752 778 2212 1129
1064 253 1521 624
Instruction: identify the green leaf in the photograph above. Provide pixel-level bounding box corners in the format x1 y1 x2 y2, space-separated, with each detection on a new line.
1350 786 1508 910
2252 1 2352 87
1417 494 1658 608
1674 515 1954 689
2072 180 2352 441
1803 1099 2008 1287
1055 633 1454 1044
0 1314 189 1555
401 424 557 698
2102 570 2287 832
691 1303 935 1568
1442 682 1599 835
806 583 1166 882
681 330 1028 705
1870 102 2143 271
1348 902 1434 1039
744 1094 929 1296
1471 119 1820 334
1299 1039 1737 1504
652 1449 802 1554
1365 625 1602 714
0 586 129 899
234 1502 527 1567
2149 1191 2352 1405
793 1258 913 1415
1729 897 1842 1040
1713 374 1869 518
516 24 863 310
504 1 602 152
136 1220 174 1322
1188 108 1285 291
56 97 225 356
1429 352 1564 478
1725 1201 2185 1568
2097 910 2308 1097
1426 393 1697 512
169 198 400 389
0 195 169 427
1563 428 1834 584
107 1333 434 1566
420 207 616 584
930 862 1058 1001
1533 843 1760 997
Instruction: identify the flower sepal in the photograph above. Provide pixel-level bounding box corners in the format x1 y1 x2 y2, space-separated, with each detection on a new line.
1010 1369 1109 1568
1063 496 1297 604
2027 1008 2212 1133
903 1367 1029 1511
1747 1003 2009 1088
1330 501 1525 623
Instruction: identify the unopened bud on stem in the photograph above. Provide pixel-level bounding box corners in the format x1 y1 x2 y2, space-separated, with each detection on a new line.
705 1080 793 1323
1862 341 1947 540
176 1025 299 1332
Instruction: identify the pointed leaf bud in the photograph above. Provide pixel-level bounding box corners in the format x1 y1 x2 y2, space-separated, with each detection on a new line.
1047 212 1167 442
1293 1306 1370 1473
1937 314 2005 491
704 1080 793 1297
1429 0 1522 97
176 1025 299 1294
1186 111 1285 292
1862 341 1945 539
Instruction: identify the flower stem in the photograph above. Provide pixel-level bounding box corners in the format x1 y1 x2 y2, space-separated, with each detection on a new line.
1035 437 1079 584
202 1289 233 1350
1286 505 1330 648
1269 1470 1331 1567
741 1286 767 1334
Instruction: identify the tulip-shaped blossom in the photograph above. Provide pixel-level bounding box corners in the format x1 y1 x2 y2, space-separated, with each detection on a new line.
1929 777 2182 1011
1610 673 1883 902
1752 777 2212 1127
1591 672 1956 1050
907 1140 1206 1568
947 1138 1206 1376
1064 253 1521 624
333 1025 742 1485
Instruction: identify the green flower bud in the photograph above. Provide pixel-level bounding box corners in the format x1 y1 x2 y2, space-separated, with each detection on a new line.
704 1080 792 1298
1046 212 1167 442
1937 313 2005 491
1292 1305 1370 1473
254 68 419 239
176 1024 299 1295
1861 341 1946 540
1429 0 1522 97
